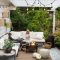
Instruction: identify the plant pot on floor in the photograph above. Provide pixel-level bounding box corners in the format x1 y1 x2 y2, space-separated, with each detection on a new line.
4 40 14 53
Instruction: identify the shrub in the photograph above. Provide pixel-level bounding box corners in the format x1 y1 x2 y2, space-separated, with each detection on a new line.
54 30 60 48
3 40 14 53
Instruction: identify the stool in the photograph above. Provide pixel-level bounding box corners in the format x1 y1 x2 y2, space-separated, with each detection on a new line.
38 48 50 58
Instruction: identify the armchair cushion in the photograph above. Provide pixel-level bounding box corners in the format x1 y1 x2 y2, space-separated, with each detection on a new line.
0 38 4 49
30 32 44 39
10 31 45 43
12 43 20 55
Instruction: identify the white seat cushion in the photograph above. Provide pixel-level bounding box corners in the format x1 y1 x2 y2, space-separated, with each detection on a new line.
0 38 4 49
12 43 20 55
30 32 44 39
10 31 45 43
12 46 19 55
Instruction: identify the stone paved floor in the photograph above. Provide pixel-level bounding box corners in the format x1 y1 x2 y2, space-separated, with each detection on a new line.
16 48 60 60
16 51 35 60
16 51 51 60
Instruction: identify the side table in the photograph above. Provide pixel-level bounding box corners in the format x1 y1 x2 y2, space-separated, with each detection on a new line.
0 49 16 60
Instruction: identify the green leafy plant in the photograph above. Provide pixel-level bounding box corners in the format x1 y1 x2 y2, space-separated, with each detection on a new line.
54 31 60 49
56 7 60 20
55 36 60 49
10 7 52 39
10 7 52 33
4 40 14 53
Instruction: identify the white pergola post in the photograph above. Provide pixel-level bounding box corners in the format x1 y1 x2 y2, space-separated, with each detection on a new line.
53 10 55 33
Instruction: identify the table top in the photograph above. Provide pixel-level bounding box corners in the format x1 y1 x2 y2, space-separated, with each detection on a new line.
0 49 16 56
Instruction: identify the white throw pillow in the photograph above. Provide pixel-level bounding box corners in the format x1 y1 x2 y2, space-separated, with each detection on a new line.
33 52 37 58
33 52 41 59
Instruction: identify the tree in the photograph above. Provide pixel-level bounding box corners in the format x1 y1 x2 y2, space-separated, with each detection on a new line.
10 7 52 38
56 7 60 29
56 7 60 20
10 8 28 30
27 9 52 37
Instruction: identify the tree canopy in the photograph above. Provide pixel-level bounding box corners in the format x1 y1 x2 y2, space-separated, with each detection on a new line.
10 7 52 37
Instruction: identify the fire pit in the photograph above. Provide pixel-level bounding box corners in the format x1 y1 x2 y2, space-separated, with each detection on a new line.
26 41 38 52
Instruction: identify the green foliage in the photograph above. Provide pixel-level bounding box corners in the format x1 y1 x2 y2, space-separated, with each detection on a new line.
27 9 51 31
27 9 52 38
56 7 60 20
54 31 60 48
10 7 52 38
28 20 40 31
56 7 60 30
4 40 14 49
10 8 28 30
55 36 60 48
56 11 60 20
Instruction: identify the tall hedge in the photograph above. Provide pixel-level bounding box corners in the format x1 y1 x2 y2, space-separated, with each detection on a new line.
10 8 52 37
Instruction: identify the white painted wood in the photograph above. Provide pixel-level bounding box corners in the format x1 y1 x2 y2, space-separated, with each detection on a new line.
53 10 55 33
11 0 60 9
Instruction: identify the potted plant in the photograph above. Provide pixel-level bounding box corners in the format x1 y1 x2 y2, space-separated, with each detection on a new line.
3 40 14 53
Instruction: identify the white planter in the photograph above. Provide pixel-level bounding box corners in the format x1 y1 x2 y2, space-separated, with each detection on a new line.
38 48 50 58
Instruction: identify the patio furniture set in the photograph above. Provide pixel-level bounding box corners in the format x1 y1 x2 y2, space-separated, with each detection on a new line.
33 48 50 60
0 31 51 60
10 31 45 51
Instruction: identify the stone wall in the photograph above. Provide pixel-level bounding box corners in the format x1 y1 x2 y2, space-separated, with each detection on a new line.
0 19 4 26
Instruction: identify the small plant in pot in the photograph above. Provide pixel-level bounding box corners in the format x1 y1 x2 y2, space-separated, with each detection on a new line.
3 40 14 53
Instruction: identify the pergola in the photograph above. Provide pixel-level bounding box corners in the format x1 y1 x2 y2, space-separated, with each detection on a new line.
0 0 16 37
0 0 60 37
10 0 60 33
0 0 60 33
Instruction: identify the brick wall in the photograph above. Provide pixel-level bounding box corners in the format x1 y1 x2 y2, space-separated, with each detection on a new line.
0 19 4 26
2 7 9 18
0 7 9 27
